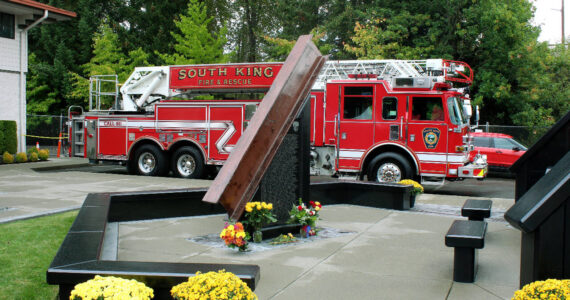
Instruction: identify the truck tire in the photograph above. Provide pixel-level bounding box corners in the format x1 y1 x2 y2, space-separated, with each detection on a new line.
367 152 412 183
133 144 168 176
171 146 204 179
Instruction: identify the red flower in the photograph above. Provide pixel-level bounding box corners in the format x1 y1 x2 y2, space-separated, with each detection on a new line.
309 201 315 207
234 222 244 231
298 205 303 211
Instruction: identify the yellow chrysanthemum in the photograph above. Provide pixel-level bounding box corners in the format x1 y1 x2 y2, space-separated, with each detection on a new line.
171 270 257 300
70 275 154 300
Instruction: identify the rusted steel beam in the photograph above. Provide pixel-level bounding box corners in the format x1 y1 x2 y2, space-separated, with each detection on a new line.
202 35 326 220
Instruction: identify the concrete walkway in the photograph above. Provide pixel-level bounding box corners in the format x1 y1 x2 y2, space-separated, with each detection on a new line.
117 206 520 300
0 158 521 299
0 158 211 223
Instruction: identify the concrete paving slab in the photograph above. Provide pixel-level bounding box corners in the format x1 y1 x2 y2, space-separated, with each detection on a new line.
273 270 452 300
447 282 504 300
116 205 520 300
0 158 211 223
2 157 522 299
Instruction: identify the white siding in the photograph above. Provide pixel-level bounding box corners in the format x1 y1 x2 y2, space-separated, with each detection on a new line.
0 14 28 151
0 71 21 123
0 18 26 73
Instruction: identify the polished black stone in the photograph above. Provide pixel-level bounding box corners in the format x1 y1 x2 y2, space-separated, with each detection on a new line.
310 180 413 210
505 151 570 286
507 111 570 287
461 199 492 221
445 220 487 249
445 220 487 283
47 188 260 300
453 247 478 283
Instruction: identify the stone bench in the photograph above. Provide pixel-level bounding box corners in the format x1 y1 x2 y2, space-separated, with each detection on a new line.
461 199 492 221
445 220 487 283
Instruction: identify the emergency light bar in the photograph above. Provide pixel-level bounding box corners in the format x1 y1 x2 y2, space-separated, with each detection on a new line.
348 74 378 79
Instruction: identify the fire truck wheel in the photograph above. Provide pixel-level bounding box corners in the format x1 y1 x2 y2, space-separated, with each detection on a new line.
133 145 168 176
367 153 412 183
171 146 204 179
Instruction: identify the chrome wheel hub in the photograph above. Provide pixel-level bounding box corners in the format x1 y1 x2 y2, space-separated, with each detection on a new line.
177 154 196 176
376 162 401 183
138 152 156 174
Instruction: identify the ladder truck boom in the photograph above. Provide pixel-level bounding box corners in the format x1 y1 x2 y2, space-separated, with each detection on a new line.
108 59 473 112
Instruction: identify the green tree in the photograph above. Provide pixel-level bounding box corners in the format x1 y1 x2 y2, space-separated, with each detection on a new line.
340 0 567 127
344 11 437 59
158 0 228 65
263 28 332 61
68 23 150 108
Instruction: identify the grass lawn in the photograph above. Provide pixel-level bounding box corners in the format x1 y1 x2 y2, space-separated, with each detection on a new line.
0 211 77 299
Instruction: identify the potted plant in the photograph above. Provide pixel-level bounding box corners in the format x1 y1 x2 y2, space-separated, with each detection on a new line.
397 179 423 208
69 275 154 299
171 270 257 300
243 201 277 243
288 199 322 237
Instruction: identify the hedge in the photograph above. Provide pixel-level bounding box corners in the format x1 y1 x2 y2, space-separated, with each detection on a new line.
0 121 18 154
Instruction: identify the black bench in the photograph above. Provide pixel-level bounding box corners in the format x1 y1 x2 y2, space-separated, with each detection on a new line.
461 199 492 221
445 220 487 283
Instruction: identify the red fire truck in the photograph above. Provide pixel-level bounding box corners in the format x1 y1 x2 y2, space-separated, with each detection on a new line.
68 59 487 184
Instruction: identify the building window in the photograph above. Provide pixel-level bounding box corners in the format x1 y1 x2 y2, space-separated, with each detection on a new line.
0 12 15 39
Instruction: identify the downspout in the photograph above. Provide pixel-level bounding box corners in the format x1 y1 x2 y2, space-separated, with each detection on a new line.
18 10 49 152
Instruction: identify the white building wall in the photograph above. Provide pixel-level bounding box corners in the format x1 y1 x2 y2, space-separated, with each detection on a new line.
0 23 26 72
0 20 28 152
0 71 20 122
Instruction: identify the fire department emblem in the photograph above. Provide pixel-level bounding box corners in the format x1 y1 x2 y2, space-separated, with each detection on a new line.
422 128 440 149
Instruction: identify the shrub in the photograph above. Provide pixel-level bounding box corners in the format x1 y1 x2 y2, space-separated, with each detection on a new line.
0 121 18 154
171 270 257 300
38 149 49 161
512 279 570 299
70 275 154 300
0 124 4 154
15 152 27 163
2 152 14 164
27 147 39 157
29 152 38 162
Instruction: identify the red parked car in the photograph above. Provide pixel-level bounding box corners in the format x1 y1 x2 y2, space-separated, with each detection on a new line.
469 131 527 172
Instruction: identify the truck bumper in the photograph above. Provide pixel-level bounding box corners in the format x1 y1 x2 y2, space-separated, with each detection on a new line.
457 165 488 178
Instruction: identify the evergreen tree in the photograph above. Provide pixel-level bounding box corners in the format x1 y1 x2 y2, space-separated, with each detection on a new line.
69 23 150 109
157 0 228 65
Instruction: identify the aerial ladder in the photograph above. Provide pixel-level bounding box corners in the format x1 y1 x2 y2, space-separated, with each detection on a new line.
89 59 473 112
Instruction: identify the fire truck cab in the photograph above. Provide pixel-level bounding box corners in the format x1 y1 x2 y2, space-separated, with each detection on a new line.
68 59 487 184
310 76 484 183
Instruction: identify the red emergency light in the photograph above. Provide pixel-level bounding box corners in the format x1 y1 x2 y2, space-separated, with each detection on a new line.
348 74 378 79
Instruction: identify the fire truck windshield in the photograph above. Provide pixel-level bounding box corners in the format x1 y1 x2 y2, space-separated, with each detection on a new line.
447 97 465 125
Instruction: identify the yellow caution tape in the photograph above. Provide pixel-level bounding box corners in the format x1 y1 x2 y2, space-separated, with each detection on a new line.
23 134 68 140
